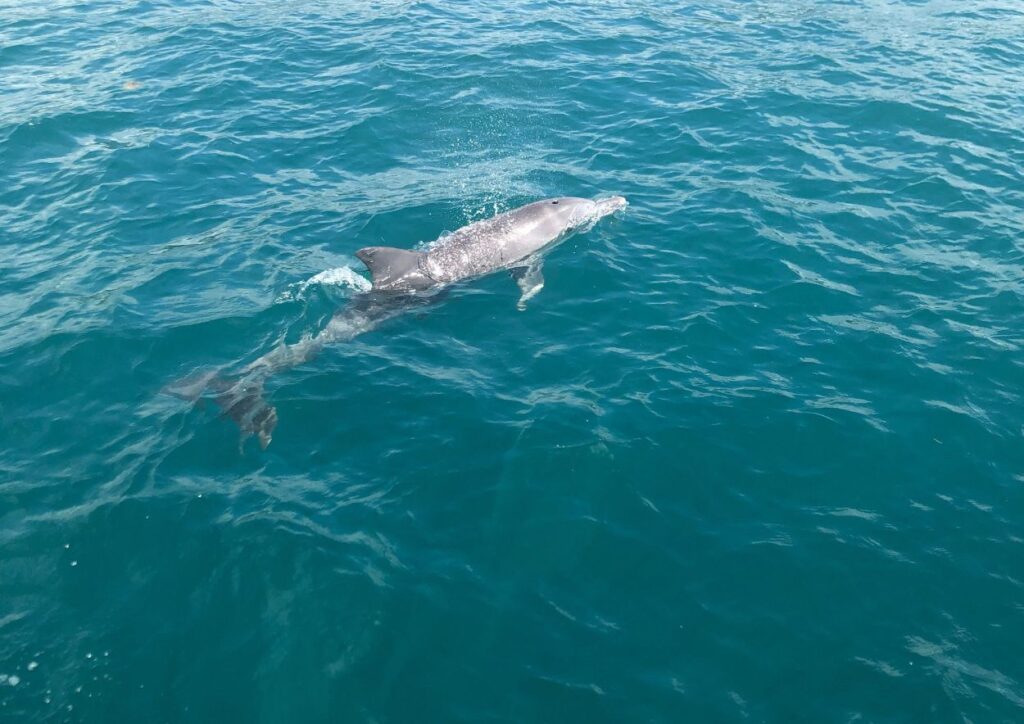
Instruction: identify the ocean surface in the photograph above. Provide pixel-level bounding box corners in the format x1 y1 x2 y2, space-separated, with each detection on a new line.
2 1 1023 721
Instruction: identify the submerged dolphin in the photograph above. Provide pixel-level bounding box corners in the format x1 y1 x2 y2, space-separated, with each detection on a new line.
180 196 628 448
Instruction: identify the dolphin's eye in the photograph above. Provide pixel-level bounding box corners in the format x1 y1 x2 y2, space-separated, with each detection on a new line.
552 201 559 205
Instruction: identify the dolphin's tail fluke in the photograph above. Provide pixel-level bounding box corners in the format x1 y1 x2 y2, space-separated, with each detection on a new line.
163 369 220 404
214 378 278 449
165 370 278 449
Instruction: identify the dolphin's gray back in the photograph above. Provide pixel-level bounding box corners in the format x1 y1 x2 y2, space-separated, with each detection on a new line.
423 198 590 283
355 196 610 291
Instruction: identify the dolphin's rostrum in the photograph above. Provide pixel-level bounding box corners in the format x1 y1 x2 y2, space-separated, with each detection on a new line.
178 196 627 448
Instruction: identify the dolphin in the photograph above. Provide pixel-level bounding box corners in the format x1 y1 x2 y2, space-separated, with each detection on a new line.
176 196 627 448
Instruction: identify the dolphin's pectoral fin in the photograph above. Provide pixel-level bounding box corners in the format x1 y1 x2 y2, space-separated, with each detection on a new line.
511 261 545 311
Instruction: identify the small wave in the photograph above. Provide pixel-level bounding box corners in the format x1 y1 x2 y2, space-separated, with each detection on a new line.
276 265 371 302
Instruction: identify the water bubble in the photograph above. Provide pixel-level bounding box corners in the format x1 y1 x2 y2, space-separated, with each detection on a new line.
8 675 20 686
27 661 38 671
70 561 78 567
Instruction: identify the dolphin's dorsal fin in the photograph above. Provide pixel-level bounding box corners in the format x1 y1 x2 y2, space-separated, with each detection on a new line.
356 246 426 289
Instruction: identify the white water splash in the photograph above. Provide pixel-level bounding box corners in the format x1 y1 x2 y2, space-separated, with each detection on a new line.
276 265 371 302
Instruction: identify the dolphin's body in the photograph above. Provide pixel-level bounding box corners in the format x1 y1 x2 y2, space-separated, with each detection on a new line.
185 196 627 447
356 196 627 303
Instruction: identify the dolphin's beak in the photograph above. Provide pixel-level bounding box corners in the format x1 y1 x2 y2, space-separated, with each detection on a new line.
594 196 628 217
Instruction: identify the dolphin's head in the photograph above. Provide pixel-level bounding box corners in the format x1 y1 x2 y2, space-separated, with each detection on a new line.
543 195 628 235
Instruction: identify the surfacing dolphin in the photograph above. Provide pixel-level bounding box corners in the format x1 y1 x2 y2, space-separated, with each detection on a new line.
182 195 627 448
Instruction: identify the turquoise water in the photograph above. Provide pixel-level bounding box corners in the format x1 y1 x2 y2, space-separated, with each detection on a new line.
2 0 1024 720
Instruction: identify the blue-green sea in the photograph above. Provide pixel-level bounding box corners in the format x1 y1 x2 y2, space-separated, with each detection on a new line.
3 1 1024 721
